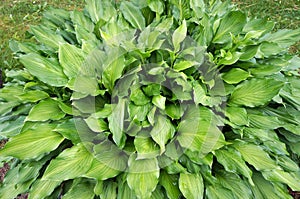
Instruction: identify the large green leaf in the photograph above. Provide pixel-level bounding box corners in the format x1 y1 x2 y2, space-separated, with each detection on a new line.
221 68 250 84
0 123 64 160
58 43 85 78
150 114 175 154
213 11 246 44
62 178 95 199
30 25 66 49
262 170 300 191
217 172 252 199
229 78 284 107
160 171 181 199
43 144 94 181
225 106 248 126
85 141 128 180
134 135 160 159
108 98 127 148
85 0 116 23
251 172 291 199
179 173 204 199
19 53 68 87
215 147 253 185
29 180 61 199
120 1 145 30
233 141 277 171
53 118 82 144
260 28 300 48
205 184 234 199
172 20 187 52
127 154 159 198
26 99 65 122
102 50 126 92
177 118 226 155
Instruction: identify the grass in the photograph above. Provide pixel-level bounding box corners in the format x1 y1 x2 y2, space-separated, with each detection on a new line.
0 0 85 70
233 0 300 55
0 0 299 71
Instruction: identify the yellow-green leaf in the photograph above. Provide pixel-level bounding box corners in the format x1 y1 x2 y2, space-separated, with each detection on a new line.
127 154 159 198
179 173 204 199
229 78 284 107
43 144 94 181
26 99 65 122
0 123 64 160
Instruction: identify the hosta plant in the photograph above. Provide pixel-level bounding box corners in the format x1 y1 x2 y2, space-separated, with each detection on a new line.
1 0 300 198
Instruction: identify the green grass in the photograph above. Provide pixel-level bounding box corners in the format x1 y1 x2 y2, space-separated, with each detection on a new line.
0 0 299 71
233 0 300 55
0 0 84 70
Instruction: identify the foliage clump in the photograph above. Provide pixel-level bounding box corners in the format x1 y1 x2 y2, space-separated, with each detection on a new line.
0 0 300 198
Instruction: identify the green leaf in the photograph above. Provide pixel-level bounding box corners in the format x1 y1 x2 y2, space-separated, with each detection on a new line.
229 78 284 107
260 28 300 48
127 154 159 198
43 144 94 181
179 173 204 199
243 18 274 38
85 141 128 180
262 170 300 191
17 90 49 103
30 25 66 49
221 68 250 84
85 0 116 23
130 88 151 106
59 43 85 78
150 114 176 154
248 113 283 129
100 181 117 198
172 20 187 52
134 135 160 159
213 11 246 44
177 118 226 155
160 171 181 199
233 141 277 171
0 123 64 160
120 1 145 30
206 185 234 199
62 178 95 199
216 172 252 199
26 99 65 121
20 53 68 87
102 50 126 92
173 60 197 71
251 172 291 199
225 106 248 126
54 118 90 144
71 10 94 32
152 95 166 110
148 0 164 14
215 147 253 185
29 179 61 199
117 179 137 199
165 103 184 120
85 116 108 133
108 98 127 148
